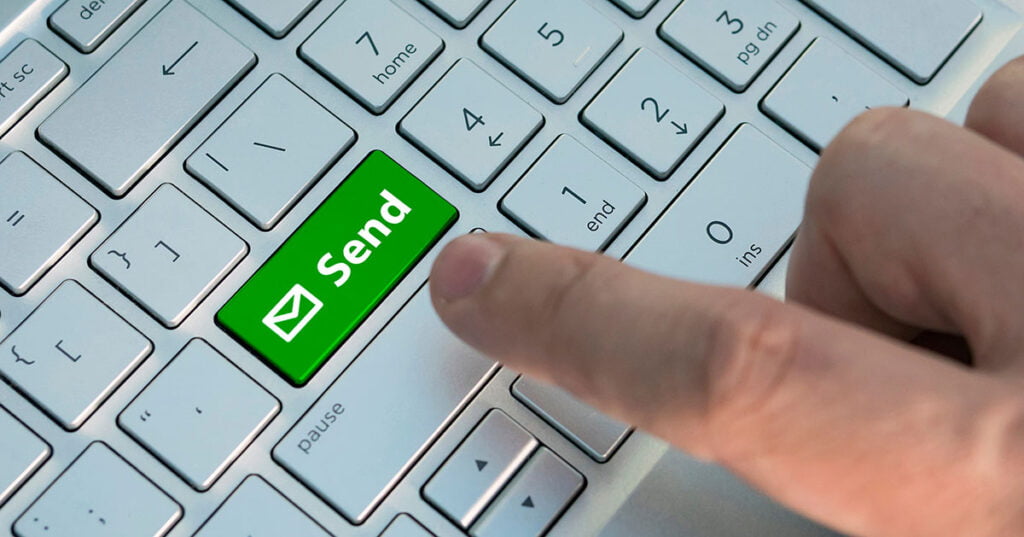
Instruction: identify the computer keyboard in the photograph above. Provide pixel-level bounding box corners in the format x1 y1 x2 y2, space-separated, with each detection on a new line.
0 0 1016 536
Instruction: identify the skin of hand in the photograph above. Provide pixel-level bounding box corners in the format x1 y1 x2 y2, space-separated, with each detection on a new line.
428 57 1024 537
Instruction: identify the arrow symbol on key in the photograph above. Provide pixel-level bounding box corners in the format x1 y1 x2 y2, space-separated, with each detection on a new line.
488 133 504 147
671 121 688 135
475 459 488 471
522 496 535 508
162 41 198 76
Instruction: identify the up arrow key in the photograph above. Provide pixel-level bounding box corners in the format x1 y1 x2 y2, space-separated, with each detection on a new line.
521 496 534 509
162 41 198 76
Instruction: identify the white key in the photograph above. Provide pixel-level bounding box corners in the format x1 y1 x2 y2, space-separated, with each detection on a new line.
91 184 248 328
0 152 97 295
481 0 623 103
0 406 50 506
274 286 498 524
501 135 646 252
802 0 982 84
119 340 279 490
300 0 443 114
187 74 356 230
382 515 435 537
763 39 909 152
419 0 490 29
0 40 67 137
660 0 799 92
14 443 181 537
38 1 256 197
194 476 331 537
225 0 319 38
49 0 145 53
0 281 152 430
582 48 724 179
470 448 584 537
513 377 631 463
609 0 658 18
399 59 544 191
626 125 810 287
424 411 538 528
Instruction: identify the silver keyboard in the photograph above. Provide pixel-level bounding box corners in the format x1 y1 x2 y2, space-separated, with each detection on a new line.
0 0 1020 536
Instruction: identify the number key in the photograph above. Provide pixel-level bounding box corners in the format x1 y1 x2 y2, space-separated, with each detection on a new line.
481 0 623 104
400 60 544 191
582 49 724 179
660 0 799 92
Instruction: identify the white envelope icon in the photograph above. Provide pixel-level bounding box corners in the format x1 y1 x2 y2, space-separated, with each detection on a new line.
262 284 324 343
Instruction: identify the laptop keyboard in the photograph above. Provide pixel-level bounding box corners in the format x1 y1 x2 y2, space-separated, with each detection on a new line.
0 0 1002 535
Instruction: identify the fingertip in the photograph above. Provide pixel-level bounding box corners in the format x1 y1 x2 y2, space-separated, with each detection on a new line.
430 234 506 306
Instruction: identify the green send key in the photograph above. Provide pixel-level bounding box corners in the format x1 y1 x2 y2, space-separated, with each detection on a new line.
218 151 458 385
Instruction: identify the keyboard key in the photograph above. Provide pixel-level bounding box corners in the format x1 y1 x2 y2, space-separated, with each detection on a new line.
119 340 279 490
225 0 320 38
0 406 50 506
660 0 799 92
218 151 458 386
419 0 490 29
513 376 631 462
763 39 908 152
300 0 443 114
38 1 256 197
186 74 356 230
626 125 810 287
470 448 584 537
49 0 145 53
382 515 435 536
399 59 544 191
194 476 331 537
91 184 247 328
481 0 623 103
501 135 646 252
582 48 724 179
273 286 498 523
609 0 658 18
0 40 67 137
0 281 152 430
802 0 982 84
14 443 181 537
425 410 538 528
0 152 97 296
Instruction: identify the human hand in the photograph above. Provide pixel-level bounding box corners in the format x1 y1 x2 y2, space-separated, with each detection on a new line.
428 58 1024 537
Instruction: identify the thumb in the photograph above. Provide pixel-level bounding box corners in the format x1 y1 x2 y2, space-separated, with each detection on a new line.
429 233 1024 537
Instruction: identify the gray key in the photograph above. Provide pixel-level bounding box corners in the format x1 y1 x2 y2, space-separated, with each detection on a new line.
501 135 646 252
419 0 490 29
225 0 320 38
300 0 444 114
609 0 658 18
0 281 152 430
49 0 145 53
481 0 622 104
91 184 247 328
194 476 331 537
382 515 435 537
424 410 538 528
763 39 908 152
38 1 256 197
14 443 182 537
0 152 97 295
470 448 584 537
626 125 810 287
399 60 544 191
120 340 279 490
274 285 498 524
802 0 982 84
0 406 50 506
660 0 800 92
0 40 67 137
513 377 631 463
186 75 356 230
582 48 724 179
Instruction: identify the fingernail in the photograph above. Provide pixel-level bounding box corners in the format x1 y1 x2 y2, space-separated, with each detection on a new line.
431 234 505 302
